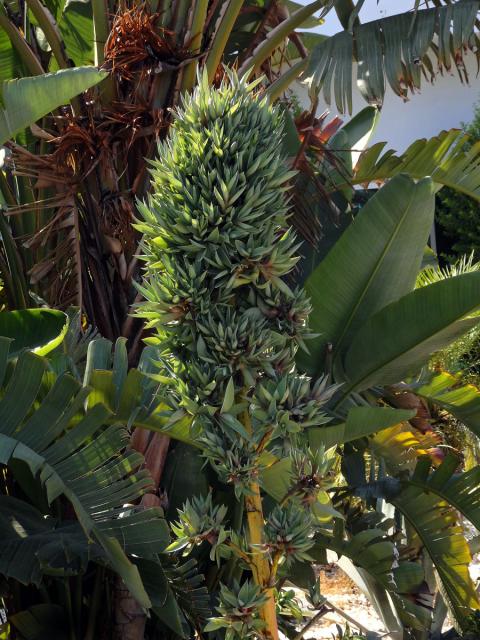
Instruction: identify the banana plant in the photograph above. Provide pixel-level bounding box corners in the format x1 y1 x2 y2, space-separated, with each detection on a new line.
287 167 480 634
300 173 480 386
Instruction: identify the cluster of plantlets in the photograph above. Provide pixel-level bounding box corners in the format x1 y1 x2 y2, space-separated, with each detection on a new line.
137 71 337 638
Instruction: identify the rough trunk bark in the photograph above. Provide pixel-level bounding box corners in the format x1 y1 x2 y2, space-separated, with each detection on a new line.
114 430 171 640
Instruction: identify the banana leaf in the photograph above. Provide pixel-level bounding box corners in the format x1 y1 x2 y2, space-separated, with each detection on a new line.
0 66 106 143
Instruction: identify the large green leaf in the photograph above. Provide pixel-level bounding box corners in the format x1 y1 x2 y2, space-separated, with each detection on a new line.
0 17 24 84
308 406 415 451
260 457 291 504
412 454 480 534
57 0 95 68
328 105 380 175
299 175 435 376
0 341 170 608
369 424 438 476
304 2 480 113
139 557 210 638
161 443 209 521
0 66 106 143
342 272 480 393
0 309 68 357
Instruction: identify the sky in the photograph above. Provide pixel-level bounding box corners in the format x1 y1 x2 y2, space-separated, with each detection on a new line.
299 0 421 35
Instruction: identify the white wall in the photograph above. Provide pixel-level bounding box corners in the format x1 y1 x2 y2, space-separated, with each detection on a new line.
294 52 480 152
294 0 480 151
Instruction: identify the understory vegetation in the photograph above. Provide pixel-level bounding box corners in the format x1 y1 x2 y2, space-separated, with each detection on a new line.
1 1 480 640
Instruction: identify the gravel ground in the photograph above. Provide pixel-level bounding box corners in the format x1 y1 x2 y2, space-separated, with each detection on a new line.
291 559 480 639
297 566 386 639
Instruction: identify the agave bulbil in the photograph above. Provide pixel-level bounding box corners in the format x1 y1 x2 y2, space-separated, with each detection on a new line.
138 72 336 638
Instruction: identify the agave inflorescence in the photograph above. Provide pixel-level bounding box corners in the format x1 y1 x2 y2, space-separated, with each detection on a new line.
137 70 336 638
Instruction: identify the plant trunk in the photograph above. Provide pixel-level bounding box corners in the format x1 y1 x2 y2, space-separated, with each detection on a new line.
245 484 279 640
242 410 279 640
112 577 146 640
113 434 170 640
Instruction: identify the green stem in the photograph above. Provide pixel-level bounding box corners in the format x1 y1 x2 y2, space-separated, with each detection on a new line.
91 0 108 66
265 59 308 103
0 205 28 308
204 0 243 83
0 6 44 76
180 0 209 93
25 0 69 69
64 579 76 640
0 251 16 308
238 0 326 78
91 0 115 105
172 0 190 36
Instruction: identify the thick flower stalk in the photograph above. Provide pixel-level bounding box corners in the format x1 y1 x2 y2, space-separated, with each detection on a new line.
138 71 335 639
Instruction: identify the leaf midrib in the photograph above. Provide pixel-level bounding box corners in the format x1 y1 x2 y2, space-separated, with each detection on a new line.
333 182 421 359
341 294 480 399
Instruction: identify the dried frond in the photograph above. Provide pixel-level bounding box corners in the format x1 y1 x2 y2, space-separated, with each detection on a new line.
295 109 343 152
51 116 114 184
103 101 167 146
104 4 192 82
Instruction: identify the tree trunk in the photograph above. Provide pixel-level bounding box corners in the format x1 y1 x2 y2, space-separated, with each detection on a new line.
113 431 171 640
113 577 147 640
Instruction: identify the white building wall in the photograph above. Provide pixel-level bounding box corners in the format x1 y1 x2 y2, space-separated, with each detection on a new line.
294 0 480 152
294 52 480 152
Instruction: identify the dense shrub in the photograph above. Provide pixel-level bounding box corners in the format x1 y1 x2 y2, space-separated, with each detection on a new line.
436 188 480 259
436 100 480 260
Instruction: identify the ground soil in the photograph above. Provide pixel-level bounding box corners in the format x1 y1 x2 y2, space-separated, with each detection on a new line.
296 559 480 639
300 566 386 639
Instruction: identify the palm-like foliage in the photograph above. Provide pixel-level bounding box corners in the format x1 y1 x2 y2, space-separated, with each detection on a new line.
0 341 171 606
0 332 214 638
333 129 480 202
288 167 480 633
